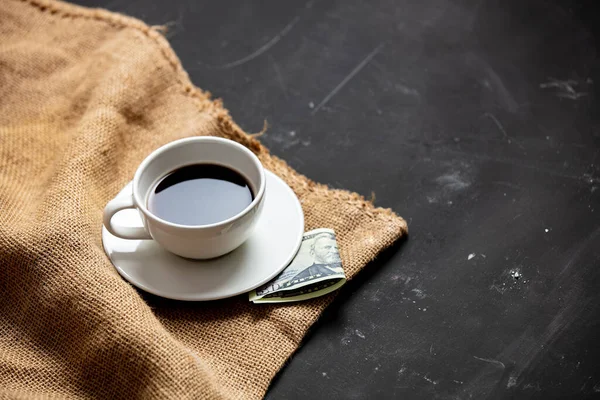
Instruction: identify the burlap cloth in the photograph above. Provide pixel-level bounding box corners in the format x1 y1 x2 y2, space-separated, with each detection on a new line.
0 0 407 398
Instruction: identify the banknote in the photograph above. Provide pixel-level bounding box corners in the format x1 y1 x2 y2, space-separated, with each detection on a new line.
249 228 346 303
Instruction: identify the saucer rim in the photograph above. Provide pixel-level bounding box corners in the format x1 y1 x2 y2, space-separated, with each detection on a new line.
102 170 304 301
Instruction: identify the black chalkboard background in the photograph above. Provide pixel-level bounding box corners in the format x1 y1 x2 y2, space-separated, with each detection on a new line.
77 0 600 398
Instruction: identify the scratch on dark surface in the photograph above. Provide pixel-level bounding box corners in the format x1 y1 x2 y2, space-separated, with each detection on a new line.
435 171 470 191
210 16 300 69
484 113 508 139
483 113 524 149
512 213 523 221
458 335 521 397
199 1 315 69
311 43 384 115
558 227 600 277
489 283 507 294
486 69 519 112
523 382 542 391
540 78 589 100
557 92 588 100
269 55 288 98
394 82 420 98
474 356 506 369
492 181 522 190
467 53 519 112
422 374 439 385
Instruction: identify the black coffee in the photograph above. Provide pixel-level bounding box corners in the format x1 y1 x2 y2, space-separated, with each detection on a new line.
147 164 254 226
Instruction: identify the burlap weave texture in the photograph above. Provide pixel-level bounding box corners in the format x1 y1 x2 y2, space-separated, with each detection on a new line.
0 0 407 398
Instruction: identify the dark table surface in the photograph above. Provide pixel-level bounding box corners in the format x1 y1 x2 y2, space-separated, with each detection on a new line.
80 0 600 398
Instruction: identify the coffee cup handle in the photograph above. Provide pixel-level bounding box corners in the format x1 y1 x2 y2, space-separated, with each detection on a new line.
103 194 152 240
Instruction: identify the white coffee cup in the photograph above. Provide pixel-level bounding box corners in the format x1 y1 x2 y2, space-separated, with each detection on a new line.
103 137 266 259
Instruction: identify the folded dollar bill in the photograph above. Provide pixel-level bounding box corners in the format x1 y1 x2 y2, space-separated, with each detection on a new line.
249 228 346 303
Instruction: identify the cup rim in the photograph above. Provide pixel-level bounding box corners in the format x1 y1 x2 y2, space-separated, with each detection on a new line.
132 136 266 230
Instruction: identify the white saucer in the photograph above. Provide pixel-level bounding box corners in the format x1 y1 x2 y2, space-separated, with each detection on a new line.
102 170 304 301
